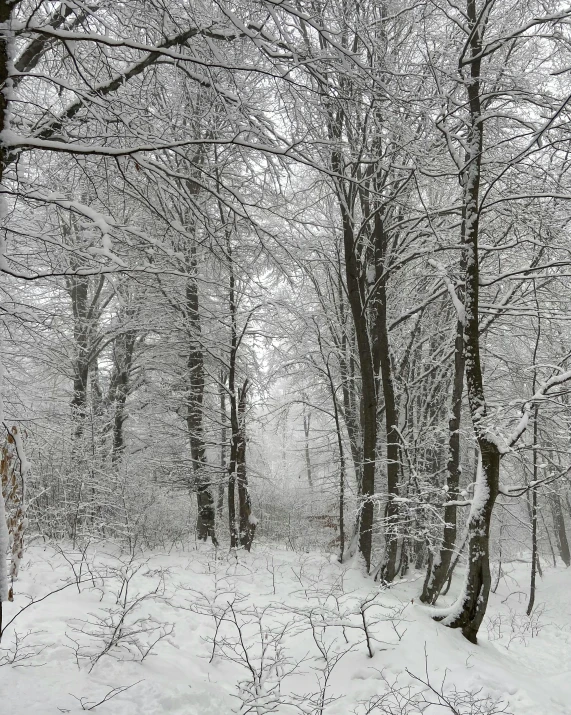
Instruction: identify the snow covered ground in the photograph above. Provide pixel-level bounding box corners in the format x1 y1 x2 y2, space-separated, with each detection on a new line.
0 543 569 714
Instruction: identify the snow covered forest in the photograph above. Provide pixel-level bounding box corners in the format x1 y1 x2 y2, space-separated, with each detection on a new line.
1 1 571 713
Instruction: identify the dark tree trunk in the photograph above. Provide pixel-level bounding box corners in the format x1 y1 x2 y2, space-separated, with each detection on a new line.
439 447 499 644
527 410 540 615
108 328 136 465
227 237 239 549
0 0 13 181
217 370 227 519
435 0 501 643
68 272 91 441
321 338 347 561
421 319 464 603
302 403 313 488
337 275 363 493
325 94 377 569
65 270 107 451
337 205 377 570
185 246 216 545
372 212 400 583
236 381 255 551
340 319 364 559
226 236 255 550
551 494 570 567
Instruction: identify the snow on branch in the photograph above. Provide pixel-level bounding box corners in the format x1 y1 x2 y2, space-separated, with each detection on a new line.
506 368 571 449
427 258 465 324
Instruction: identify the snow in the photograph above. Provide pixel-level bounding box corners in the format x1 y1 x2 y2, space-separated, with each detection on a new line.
506 369 571 450
427 258 466 324
0 543 569 714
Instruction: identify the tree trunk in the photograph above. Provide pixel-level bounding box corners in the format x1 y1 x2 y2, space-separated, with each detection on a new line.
217 370 227 519
185 247 216 544
0 0 12 182
551 494 570 567
421 318 464 603
527 410 539 615
321 343 347 561
338 277 362 493
226 236 255 550
302 402 313 488
339 207 377 571
68 272 91 441
109 328 136 465
236 381 255 551
436 0 500 643
372 211 400 583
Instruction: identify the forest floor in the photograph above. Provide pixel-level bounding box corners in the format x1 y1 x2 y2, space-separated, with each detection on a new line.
0 542 569 715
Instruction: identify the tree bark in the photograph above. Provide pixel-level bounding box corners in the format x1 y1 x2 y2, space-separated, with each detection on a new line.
372 211 400 583
217 370 227 519
342 205 377 572
107 319 137 465
0 0 14 179
421 317 464 602
302 401 313 489
185 245 216 544
435 0 500 643
226 236 255 550
67 271 91 441
236 380 255 551
551 494 570 567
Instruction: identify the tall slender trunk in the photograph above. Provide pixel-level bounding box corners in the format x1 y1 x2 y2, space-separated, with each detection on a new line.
321 342 347 561
372 212 400 583
0 11 14 633
109 329 136 465
0 1 13 183
236 380 255 551
186 245 216 544
326 90 376 568
227 238 238 548
302 404 313 489
527 289 542 611
217 370 227 518
421 318 464 603
551 494 570 566
68 272 91 442
338 272 362 492
226 236 255 550
341 206 377 571
436 0 500 643
527 409 539 615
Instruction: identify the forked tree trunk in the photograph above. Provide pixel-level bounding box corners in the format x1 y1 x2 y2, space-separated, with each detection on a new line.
339 206 377 571
226 235 255 551
325 92 378 569
434 0 501 642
